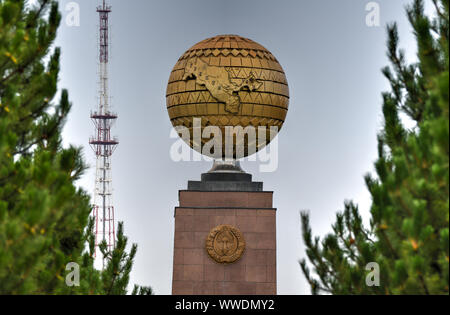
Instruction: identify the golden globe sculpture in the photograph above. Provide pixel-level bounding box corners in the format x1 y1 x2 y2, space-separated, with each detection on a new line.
166 35 289 159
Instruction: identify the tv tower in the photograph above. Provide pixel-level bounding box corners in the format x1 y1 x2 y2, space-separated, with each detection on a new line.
90 0 118 261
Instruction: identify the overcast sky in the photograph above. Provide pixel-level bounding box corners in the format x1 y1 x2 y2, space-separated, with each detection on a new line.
55 0 425 294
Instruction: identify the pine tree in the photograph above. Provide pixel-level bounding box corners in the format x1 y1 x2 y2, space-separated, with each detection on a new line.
0 0 151 294
300 0 449 295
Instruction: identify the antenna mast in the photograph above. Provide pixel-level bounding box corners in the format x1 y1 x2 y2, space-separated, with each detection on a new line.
90 0 118 263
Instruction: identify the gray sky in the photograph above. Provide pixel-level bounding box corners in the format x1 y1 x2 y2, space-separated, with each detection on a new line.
56 0 423 294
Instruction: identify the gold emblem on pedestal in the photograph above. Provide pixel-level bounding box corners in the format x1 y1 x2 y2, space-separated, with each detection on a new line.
166 35 289 159
206 225 246 264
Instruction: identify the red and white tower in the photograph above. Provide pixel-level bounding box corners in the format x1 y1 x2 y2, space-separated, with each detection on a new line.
90 0 118 261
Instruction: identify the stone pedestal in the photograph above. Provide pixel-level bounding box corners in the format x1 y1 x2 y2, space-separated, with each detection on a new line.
171 170 277 295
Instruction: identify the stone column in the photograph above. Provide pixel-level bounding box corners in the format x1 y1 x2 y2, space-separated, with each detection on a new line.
171 170 277 295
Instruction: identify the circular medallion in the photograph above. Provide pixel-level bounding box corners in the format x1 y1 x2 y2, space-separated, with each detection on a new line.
206 225 246 264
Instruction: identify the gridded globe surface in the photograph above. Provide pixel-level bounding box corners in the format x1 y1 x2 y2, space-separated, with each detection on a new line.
166 34 289 158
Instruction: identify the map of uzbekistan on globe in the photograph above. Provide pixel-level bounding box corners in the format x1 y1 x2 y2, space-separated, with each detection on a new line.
166 35 289 159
